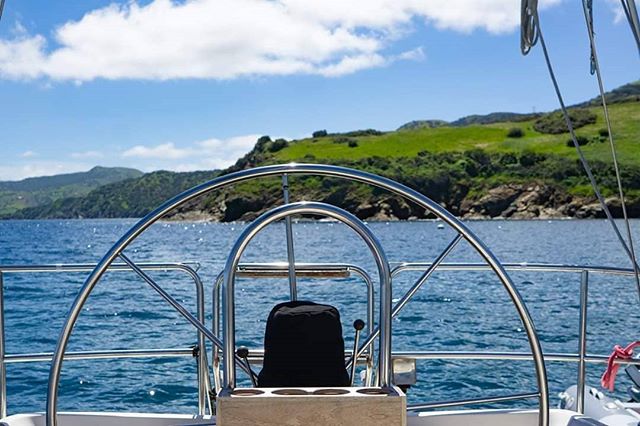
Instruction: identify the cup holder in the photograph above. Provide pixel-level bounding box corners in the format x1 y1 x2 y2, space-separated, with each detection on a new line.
272 389 310 396
356 387 392 396
312 389 350 395
231 389 265 396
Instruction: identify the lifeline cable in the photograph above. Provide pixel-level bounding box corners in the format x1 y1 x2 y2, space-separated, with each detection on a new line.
581 0 640 300
520 0 640 301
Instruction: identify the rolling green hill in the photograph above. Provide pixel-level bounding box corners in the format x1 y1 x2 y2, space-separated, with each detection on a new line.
0 166 143 216
4 81 640 221
269 101 639 165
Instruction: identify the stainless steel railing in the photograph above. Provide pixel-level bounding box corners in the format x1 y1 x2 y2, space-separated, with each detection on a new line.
219 202 393 389
0 262 211 418
211 262 376 391
391 262 638 413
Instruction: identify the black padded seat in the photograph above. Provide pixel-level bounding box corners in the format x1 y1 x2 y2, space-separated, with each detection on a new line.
257 300 350 387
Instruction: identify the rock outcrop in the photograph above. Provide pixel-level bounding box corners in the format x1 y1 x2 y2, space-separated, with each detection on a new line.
460 184 576 220
180 181 631 222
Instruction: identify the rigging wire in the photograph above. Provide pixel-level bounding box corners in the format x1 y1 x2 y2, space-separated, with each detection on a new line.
620 0 640 55
581 0 640 300
520 0 640 301
585 0 596 75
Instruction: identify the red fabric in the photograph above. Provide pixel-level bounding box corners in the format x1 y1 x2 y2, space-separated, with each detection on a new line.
601 341 640 391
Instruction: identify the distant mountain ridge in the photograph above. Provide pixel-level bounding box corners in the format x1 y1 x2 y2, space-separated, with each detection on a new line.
0 166 142 191
576 80 640 106
396 81 640 131
10 169 218 219
0 166 143 216
397 113 539 131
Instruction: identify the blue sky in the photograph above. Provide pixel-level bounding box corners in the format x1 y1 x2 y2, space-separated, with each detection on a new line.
0 0 637 181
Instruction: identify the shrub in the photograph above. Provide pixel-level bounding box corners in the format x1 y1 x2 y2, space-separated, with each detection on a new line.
520 151 544 167
507 127 524 138
268 138 288 152
348 140 358 148
566 135 590 147
333 136 357 144
598 128 609 137
255 135 272 152
533 108 597 134
499 152 518 166
342 129 384 137
312 130 328 138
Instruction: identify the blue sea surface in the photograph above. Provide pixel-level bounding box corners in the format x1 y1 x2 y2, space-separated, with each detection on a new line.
0 218 639 415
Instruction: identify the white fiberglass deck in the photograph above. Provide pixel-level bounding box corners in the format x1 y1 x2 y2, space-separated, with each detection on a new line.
0 409 590 426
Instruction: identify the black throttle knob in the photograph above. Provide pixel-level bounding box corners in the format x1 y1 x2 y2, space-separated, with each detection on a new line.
237 346 249 358
353 319 365 331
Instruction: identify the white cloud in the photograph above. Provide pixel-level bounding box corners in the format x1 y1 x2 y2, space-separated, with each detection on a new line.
71 150 103 159
122 142 192 159
0 0 562 82
121 134 262 171
194 134 263 169
2 133 264 180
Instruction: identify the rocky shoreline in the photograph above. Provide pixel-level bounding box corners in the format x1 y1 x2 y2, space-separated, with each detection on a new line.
459 184 617 220
168 183 637 222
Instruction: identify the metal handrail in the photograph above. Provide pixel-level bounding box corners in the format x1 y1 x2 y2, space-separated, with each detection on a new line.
393 351 640 365
0 262 211 418
213 262 374 333
219 202 393 389
4 348 195 363
390 262 637 413
211 262 376 391
408 392 540 411
228 349 640 366
391 262 640 276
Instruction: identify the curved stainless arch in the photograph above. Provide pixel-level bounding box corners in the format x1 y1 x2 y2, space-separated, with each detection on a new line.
220 201 391 388
211 263 376 392
46 163 548 426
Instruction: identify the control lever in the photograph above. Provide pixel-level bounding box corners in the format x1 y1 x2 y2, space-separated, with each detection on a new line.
236 346 258 387
349 319 365 386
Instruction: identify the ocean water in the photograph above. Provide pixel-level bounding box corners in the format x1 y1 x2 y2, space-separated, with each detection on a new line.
0 218 639 415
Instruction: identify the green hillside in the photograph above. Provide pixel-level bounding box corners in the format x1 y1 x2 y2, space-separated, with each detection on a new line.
4 81 640 221
0 166 143 216
11 170 219 219
270 101 639 166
